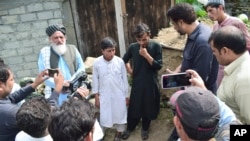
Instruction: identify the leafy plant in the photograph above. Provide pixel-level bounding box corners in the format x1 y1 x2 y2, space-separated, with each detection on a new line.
176 0 207 18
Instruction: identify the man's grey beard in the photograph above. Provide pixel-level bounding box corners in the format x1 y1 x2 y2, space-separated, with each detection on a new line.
51 42 67 55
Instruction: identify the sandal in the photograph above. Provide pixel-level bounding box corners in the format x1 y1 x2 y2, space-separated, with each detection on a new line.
141 129 149 140
113 132 121 141
121 130 131 140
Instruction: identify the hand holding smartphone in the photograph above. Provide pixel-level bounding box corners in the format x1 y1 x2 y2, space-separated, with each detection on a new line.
161 72 191 89
48 69 59 77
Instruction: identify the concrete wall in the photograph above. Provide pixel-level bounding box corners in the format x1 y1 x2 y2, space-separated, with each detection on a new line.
0 0 75 83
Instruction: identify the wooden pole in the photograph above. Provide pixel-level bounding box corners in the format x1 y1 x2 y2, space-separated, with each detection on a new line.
114 0 126 57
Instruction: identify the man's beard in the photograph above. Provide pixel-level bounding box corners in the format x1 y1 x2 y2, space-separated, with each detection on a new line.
177 30 186 35
51 42 67 55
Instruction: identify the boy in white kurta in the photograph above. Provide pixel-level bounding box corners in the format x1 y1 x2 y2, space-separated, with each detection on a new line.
92 37 129 141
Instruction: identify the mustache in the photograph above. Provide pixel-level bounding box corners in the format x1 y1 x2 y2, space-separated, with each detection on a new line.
50 41 65 45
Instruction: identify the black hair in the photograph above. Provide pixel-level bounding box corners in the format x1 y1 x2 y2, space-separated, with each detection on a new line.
166 3 196 25
100 37 117 50
133 23 151 38
48 98 97 141
0 58 4 65
205 3 223 10
0 64 10 84
208 25 247 54
16 96 51 138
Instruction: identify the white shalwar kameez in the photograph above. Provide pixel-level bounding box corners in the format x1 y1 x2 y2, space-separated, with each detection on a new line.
92 56 129 128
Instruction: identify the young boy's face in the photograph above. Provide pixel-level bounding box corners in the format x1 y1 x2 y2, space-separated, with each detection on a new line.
102 47 116 61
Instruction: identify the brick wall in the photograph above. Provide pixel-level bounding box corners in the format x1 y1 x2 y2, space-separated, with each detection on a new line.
0 0 73 83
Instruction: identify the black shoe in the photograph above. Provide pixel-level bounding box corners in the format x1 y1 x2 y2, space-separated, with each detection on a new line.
141 129 149 140
121 130 131 140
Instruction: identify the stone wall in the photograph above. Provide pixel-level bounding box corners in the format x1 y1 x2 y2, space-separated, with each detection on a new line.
0 0 75 83
158 46 183 98
153 27 185 98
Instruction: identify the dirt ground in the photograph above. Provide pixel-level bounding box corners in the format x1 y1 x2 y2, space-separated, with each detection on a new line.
103 107 175 141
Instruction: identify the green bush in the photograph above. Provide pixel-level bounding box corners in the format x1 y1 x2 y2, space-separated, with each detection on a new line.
176 0 207 18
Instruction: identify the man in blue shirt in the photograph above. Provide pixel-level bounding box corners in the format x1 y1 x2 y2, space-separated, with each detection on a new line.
0 64 55 141
38 24 85 105
165 3 219 141
166 3 218 94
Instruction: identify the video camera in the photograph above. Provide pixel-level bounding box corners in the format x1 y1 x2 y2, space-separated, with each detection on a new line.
65 71 91 99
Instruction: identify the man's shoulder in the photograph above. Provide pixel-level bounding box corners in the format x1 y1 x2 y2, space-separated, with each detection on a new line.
200 23 212 30
41 45 50 49
227 16 242 23
149 40 162 49
222 16 246 27
126 43 139 52
114 55 124 62
129 42 138 47
16 131 52 141
149 39 160 44
66 44 79 54
0 101 19 118
193 24 212 43
198 24 212 35
15 131 27 141
66 44 77 48
40 46 51 52
94 56 103 62
92 56 103 66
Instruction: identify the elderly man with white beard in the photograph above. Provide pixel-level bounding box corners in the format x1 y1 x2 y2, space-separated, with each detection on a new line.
38 24 85 106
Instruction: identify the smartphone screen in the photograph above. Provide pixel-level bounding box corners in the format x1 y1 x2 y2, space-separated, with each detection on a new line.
161 72 191 89
48 69 58 77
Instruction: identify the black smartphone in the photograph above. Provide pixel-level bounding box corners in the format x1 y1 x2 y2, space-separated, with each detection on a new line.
161 72 191 89
48 69 58 77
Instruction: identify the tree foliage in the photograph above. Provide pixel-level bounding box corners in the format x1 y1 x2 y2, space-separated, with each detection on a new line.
176 0 207 18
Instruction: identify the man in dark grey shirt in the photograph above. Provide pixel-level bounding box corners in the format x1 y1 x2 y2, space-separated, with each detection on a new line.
0 64 62 141
166 3 218 94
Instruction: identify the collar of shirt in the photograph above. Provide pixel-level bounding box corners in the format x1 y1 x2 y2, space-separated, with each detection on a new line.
187 23 201 41
224 51 250 76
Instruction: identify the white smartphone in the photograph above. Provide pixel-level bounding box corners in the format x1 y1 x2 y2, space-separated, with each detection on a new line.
161 72 191 89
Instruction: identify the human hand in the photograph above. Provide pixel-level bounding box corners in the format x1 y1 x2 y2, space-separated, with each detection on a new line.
186 69 207 90
53 69 64 93
76 86 90 98
125 63 133 75
166 68 175 74
166 64 181 74
126 97 129 106
31 70 49 89
63 80 70 87
95 94 100 108
139 46 148 57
